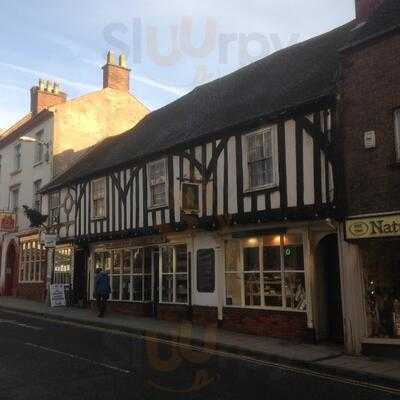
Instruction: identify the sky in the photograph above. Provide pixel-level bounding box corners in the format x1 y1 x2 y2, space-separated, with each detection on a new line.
0 0 355 129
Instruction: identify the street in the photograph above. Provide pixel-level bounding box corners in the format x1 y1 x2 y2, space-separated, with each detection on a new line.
0 310 398 400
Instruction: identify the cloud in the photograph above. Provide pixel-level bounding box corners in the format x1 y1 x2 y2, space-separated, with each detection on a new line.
0 61 98 92
0 82 26 93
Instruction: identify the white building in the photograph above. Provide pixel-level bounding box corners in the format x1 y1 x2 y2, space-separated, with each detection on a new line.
0 52 149 300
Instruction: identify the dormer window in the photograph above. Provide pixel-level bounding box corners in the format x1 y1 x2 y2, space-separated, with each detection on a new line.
148 159 168 208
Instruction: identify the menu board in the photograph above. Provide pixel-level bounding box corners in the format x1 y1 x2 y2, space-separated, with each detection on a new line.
197 249 215 293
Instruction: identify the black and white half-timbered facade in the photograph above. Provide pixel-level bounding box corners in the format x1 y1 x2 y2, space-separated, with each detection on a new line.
41 21 355 341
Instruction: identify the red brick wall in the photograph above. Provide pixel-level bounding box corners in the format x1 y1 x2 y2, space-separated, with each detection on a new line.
156 304 190 322
222 307 308 339
102 64 130 91
341 33 400 216
17 283 46 302
355 0 385 22
192 306 218 327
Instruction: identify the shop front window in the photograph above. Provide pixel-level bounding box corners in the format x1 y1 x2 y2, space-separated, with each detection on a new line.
54 247 73 285
19 239 47 283
94 247 153 303
225 234 306 311
161 244 188 304
362 241 400 339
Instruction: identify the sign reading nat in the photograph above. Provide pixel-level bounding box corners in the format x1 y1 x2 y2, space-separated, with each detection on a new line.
346 214 400 240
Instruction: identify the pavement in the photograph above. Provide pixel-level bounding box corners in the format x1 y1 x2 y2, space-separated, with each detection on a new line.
0 297 399 393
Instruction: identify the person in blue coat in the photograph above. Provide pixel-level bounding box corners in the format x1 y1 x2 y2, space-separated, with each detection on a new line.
94 268 111 318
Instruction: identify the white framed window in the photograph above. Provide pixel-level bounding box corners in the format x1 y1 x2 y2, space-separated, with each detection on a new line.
93 247 153 302
33 180 42 211
34 131 44 164
225 234 306 311
394 109 400 162
19 239 47 283
54 247 73 285
160 244 188 304
245 127 278 191
91 178 106 218
10 186 20 211
49 191 60 224
148 159 168 208
14 143 22 171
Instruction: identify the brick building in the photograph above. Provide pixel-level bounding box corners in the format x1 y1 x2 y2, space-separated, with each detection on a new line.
338 0 400 356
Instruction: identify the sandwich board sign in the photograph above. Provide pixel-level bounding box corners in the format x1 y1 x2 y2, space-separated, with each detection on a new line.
49 284 66 307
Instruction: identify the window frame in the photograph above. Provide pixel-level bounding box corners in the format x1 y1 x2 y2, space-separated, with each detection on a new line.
93 247 153 303
147 158 168 209
19 239 47 283
160 244 189 305
394 108 400 162
14 143 22 172
244 126 279 192
91 177 106 219
10 186 20 212
33 179 42 211
224 234 307 312
49 191 61 224
33 130 44 165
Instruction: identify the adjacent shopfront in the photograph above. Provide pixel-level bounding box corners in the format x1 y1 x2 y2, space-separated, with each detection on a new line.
345 214 400 355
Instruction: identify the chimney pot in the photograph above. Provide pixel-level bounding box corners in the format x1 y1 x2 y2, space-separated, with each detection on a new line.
46 80 54 93
107 50 115 65
38 79 45 91
119 54 127 68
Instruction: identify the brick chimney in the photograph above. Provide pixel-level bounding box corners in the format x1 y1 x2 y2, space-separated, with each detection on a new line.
355 0 385 22
30 79 67 115
102 51 130 91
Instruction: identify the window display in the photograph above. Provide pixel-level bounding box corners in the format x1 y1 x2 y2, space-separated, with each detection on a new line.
225 234 306 311
362 241 400 338
54 247 72 285
19 239 47 283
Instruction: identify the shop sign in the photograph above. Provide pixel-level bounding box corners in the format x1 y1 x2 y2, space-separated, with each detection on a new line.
41 233 58 248
346 214 400 240
0 212 16 232
49 284 66 307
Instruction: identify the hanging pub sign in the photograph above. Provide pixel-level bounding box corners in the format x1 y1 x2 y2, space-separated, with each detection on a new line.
40 233 58 248
346 214 400 240
0 212 16 232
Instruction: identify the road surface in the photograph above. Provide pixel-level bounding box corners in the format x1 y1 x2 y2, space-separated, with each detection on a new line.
0 309 398 400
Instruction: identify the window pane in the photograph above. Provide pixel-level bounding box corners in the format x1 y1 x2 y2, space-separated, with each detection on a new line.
144 275 152 302
243 247 259 272
285 273 306 310
112 275 120 300
132 248 143 274
264 272 283 307
162 275 173 303
263 245 281 271
225 273 242 306
132 276 143 301
112 251 121 274
284 236 304 270
176 274 188 303
225 241 240 272
176 245 187 273
144 247 152 274
122 250 131 274
121 275 131 300
244 273 261 306
162 247 173 273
